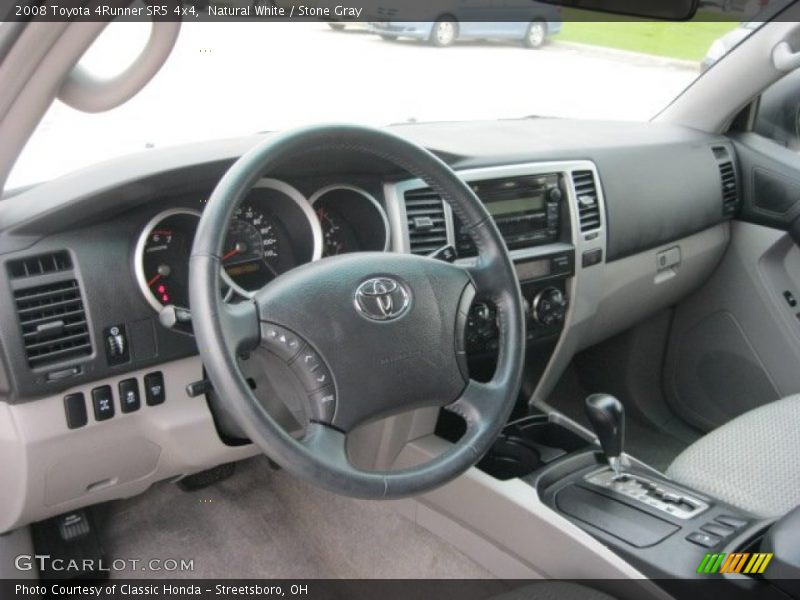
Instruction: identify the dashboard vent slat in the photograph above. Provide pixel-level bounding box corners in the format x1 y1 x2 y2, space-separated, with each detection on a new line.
7 250 71 279
718 159 739 217
571 171 602 233
13 279 93 369
404 188 448 255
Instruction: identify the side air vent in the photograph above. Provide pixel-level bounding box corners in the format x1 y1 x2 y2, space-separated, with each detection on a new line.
404 188 448 255
718 159 739 217
13 279 92 369
7 250 71 279
571 170 601 232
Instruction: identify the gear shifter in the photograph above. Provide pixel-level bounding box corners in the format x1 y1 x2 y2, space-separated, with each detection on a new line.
585 393 625 478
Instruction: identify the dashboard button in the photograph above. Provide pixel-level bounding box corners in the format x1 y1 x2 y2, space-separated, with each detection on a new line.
119 378 141 413
103 323 129 366
716 515 748 530
308 386 336 422
261 323 303 361
686 531 720 548
701 523 734 539
582 249 603 268
290 348 333 392
64 393 87 429
144 371 165 406
91 386 114 421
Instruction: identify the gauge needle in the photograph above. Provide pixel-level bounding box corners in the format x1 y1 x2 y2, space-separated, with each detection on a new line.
222 242 247 262
147 273 161 287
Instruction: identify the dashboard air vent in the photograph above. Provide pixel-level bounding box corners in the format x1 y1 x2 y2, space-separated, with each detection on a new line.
7 250 71 279
571 171 601 232
13 279 92 369
404 188 448 255
718 160 739 217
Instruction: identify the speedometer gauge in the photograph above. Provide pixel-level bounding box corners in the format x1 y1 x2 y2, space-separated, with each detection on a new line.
135 209 200 312
221 179 322 295
222 204 293 292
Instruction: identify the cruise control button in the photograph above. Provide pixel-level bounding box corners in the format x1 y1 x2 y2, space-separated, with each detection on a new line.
144 371 165 406
119 378 140 413
308 386 336 422
290 348 333 392
92 385 115 421
261 323 303 361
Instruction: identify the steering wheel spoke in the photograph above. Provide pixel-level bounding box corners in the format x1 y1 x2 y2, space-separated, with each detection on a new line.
446 379 505 431
300 422 351 470
220 298 260 354
464 251 505 296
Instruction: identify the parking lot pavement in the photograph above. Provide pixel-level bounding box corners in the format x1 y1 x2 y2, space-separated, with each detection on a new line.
9 22 699 188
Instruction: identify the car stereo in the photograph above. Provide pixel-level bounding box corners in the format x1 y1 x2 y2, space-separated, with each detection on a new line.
455 173 563 257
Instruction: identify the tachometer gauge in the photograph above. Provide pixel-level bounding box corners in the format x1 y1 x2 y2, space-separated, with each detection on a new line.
310 185 390 257
135 209 200 312
317 206 360 256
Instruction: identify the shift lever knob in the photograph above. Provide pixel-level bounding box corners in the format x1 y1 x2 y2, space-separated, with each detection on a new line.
585 393 625 477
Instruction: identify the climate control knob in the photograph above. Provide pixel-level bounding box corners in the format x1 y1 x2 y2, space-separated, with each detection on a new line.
532 287 568 326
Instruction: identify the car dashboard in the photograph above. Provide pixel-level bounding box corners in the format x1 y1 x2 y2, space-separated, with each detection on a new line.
0 118 738 531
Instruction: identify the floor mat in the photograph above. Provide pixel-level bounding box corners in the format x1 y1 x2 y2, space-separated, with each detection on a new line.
96 456 495 580
546 368 694 472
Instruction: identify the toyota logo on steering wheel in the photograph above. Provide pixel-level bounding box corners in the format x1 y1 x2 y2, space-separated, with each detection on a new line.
354 277 411 321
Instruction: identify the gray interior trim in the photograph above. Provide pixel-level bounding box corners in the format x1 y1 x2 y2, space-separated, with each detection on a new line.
535 224 730 414
58 21 180 113
665 221 800 430
393 435 671 594
0 356 258 533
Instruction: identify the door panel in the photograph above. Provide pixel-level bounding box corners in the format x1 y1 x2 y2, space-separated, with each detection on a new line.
732 132 800 230
664 131 800 431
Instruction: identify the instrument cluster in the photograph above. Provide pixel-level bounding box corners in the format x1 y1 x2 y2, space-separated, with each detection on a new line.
134 179 391 313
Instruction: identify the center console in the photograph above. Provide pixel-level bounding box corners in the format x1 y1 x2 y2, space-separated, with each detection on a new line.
453 393 787 598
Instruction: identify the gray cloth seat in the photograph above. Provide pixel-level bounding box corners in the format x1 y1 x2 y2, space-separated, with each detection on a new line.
490 582 616 600
667 394 800 518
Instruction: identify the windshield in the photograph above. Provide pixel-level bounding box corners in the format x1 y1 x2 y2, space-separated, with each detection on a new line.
8 16 755 189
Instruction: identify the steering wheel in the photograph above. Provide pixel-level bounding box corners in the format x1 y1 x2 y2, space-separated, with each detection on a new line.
189 125 525 499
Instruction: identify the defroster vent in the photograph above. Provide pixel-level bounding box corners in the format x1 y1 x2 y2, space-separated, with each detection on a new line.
7 250 71 279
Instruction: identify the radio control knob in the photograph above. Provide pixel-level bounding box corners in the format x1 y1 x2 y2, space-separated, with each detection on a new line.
532 287 568 326
548 187 563 203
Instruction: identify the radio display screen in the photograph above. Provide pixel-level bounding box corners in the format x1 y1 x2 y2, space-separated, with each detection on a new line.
486 195 546 217
456 173 561 258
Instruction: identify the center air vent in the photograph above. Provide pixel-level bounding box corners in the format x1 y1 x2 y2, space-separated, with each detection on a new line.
404 188 447 255
13 279 92 369
571 171 601 232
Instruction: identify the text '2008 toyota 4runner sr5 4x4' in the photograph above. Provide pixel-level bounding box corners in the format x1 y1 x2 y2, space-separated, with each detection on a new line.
1 2 800 599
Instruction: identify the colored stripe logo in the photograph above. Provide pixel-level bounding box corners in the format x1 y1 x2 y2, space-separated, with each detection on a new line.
696 553 773 574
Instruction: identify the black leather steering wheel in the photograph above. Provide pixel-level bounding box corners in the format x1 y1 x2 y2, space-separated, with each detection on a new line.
189 125 525 499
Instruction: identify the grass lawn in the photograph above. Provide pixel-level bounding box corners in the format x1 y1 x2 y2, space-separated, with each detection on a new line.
557 11 741 62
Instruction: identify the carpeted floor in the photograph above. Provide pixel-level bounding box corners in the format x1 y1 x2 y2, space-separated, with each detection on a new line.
96 456 495 580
